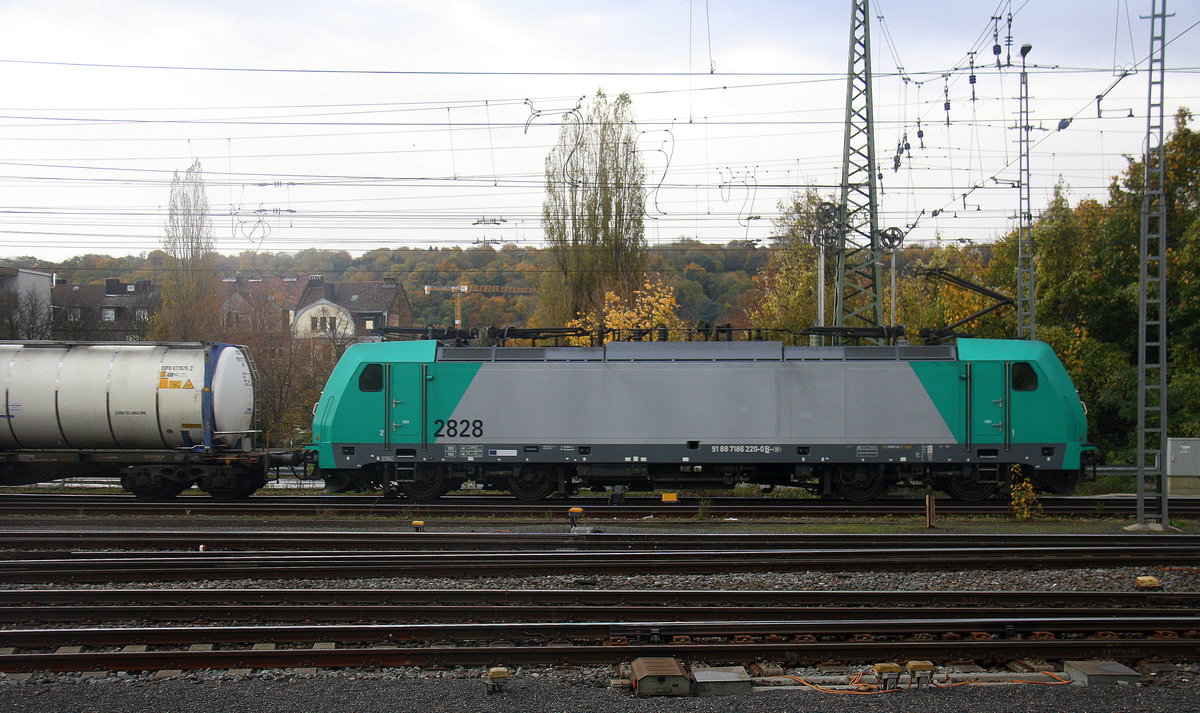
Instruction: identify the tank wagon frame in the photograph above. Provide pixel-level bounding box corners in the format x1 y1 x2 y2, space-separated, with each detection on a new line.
0 341 306 499
312 338 1093 501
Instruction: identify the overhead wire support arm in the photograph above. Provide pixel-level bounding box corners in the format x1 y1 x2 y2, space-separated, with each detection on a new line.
914 268 1014 342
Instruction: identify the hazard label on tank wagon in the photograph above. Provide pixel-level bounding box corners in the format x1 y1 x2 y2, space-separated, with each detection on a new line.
158 367 197 389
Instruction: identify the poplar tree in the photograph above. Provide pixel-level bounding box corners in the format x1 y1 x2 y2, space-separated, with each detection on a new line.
153 159 221 341
540 91 647 326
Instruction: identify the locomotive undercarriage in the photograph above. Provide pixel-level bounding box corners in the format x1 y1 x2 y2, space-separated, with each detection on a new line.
322 459 1081 503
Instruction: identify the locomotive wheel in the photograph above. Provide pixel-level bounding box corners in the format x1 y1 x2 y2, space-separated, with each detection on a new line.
1038 469 1080 495
830 466 886 502
398 468 446 502
321 469 359 493
943 472 999 501
507 470 557 502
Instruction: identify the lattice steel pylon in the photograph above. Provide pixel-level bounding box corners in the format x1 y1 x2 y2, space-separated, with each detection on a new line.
834 0 885 339
1136 0 1171 526
1015 45 1036 340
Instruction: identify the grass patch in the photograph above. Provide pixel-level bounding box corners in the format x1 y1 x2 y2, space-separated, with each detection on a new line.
1076 473 1137 496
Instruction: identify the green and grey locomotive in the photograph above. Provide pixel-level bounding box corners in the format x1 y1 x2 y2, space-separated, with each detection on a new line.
311 338 1092 502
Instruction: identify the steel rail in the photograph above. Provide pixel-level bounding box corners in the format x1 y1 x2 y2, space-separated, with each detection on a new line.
6 615 1200 648
3 587 1197 608
2 545 1198 582
6 603 1200 625
5 530 1200 553
2 632 1198 673
6 640 1195 673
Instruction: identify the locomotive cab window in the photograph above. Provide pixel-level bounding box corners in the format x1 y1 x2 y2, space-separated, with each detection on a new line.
1011 362 1038 391
358 363 383 392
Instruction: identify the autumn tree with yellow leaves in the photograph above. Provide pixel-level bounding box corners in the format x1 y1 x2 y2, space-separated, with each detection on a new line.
565 279 686 345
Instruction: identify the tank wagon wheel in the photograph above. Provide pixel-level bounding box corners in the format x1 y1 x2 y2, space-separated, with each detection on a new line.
231 475 268 499
397 466 446 502
506 468 557 502
199 467 261 501
121 467 191 500
830 466 886 502
126 481 190 500
942 470 1000 502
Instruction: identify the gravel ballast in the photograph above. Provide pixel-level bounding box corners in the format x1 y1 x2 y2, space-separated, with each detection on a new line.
4 671 1200 713
9 564 1194 592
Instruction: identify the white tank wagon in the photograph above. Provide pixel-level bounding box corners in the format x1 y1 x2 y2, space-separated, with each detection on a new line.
0 342 307 499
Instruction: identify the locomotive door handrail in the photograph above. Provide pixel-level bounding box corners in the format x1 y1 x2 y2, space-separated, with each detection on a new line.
1003 361 1012 451
420 363 429 452
964 361 972 453
383 364 392 454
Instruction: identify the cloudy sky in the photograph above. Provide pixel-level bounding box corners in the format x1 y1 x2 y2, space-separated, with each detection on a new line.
0 0 1196 263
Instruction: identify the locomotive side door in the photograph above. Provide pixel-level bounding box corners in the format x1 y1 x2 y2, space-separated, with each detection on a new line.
967 360 1008 449
386 363 424 448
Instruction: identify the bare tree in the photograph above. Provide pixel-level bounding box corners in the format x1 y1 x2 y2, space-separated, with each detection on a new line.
540 91 647 326
153 160 221 341
0 288 52 339
220 288 332 448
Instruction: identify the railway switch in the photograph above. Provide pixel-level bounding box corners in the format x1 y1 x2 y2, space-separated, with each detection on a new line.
906 660 935 689
482 666 510 694
872 662 902 690
411 520 425 532
568 507 583 527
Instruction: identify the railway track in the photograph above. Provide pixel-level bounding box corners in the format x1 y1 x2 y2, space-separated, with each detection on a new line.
4 529 1200 553
1 533 1197 582
2 493 1197 518
2 592 1198 672
4 587 1198 624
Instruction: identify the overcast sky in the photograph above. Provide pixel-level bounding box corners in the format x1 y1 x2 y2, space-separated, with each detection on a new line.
0 0 1197 265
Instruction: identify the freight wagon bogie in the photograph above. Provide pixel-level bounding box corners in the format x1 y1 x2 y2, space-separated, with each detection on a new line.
311 338 1092 503
120 463 268 500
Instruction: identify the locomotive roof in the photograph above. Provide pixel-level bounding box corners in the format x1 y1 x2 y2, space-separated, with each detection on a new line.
339 338 1057 364
437 341 959 362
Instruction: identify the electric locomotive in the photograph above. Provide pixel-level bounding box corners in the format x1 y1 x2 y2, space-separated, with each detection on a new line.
311 338 1091 501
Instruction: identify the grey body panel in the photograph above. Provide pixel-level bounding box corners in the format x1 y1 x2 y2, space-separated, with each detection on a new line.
444 361 955 445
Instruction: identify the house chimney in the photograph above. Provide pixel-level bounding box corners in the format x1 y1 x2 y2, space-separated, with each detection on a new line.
307 275 324 287
104 278 122 296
